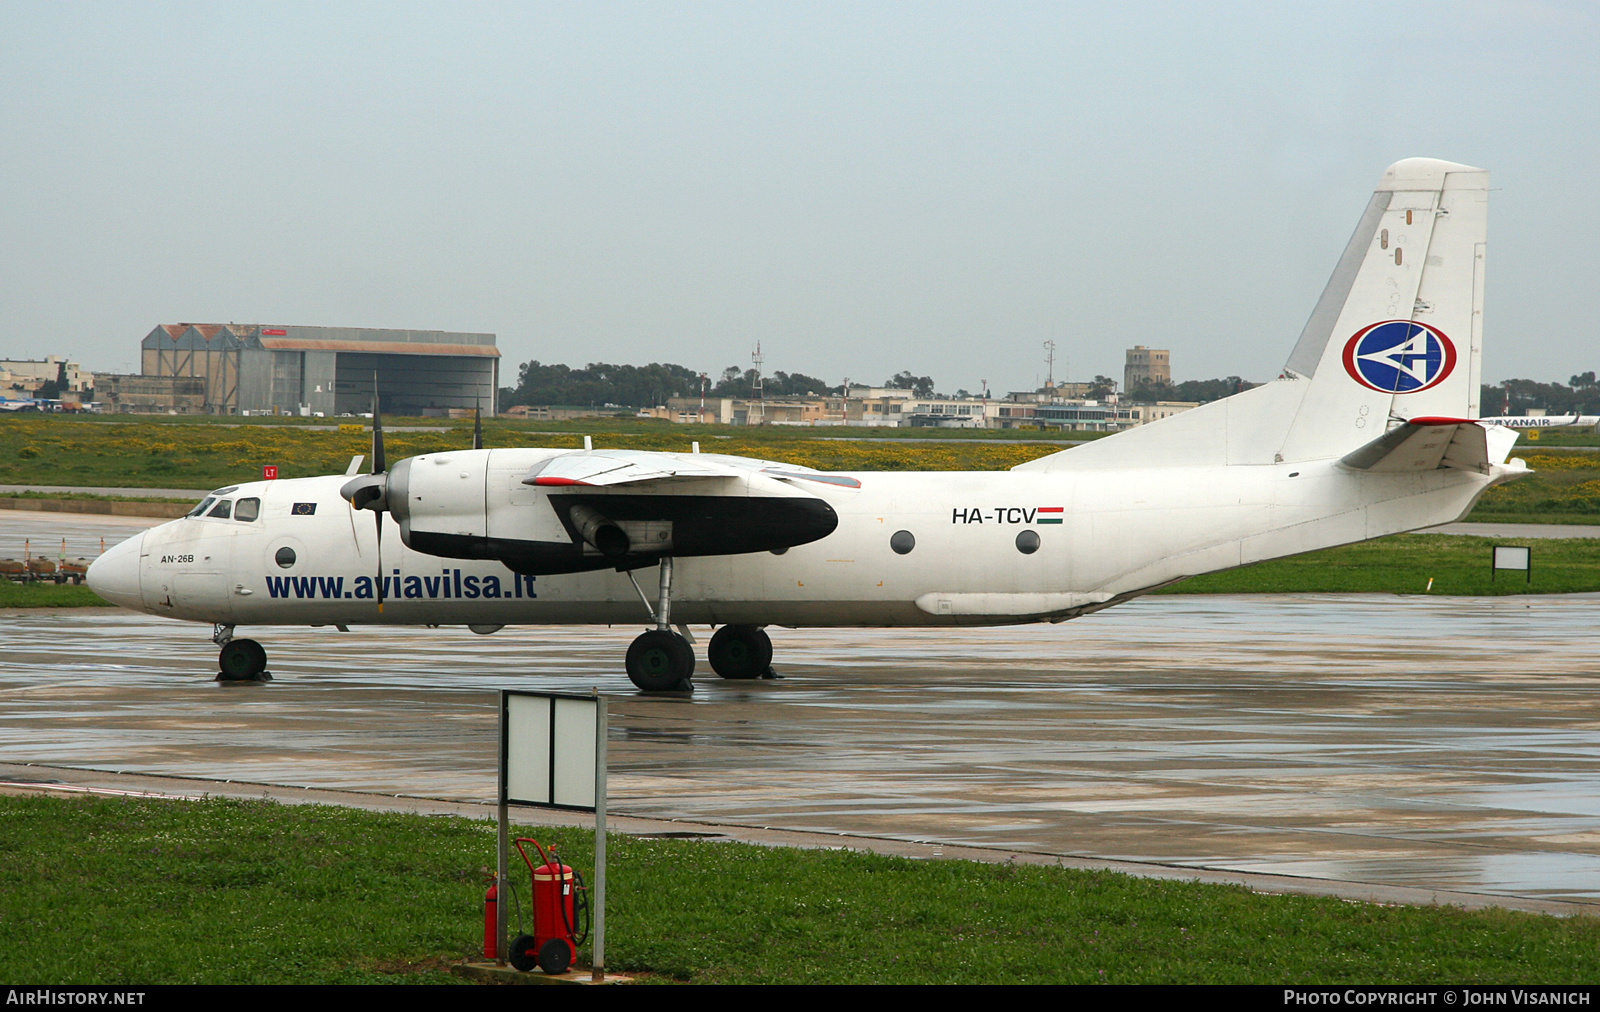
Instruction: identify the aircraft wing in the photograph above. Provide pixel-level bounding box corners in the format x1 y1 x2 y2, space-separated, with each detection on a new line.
1340 418 1516 474
523 449 863 490
524 449 744 487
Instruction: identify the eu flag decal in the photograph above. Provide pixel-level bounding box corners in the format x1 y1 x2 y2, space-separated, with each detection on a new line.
292 502 318 516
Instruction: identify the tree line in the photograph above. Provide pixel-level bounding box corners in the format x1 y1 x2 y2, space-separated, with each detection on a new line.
500 361 940 408
497 358 1600 414
1483 374 1600 416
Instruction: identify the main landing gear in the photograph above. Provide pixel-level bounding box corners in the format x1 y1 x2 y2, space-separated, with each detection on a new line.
213 624 271 683
623 559 778 691
625 558 694 692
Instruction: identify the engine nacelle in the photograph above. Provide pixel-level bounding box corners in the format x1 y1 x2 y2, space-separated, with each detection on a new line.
389 448 838 575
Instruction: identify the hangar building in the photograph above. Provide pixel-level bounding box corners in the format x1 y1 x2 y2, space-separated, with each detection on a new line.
140 324 499 416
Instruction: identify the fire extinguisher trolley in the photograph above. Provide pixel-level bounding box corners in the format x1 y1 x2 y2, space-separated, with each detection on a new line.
505 837 590 974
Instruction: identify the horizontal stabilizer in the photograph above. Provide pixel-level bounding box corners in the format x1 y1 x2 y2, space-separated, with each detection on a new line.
1340 418 1511 474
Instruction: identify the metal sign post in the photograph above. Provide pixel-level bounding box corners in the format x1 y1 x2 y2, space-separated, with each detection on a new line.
497 689 608 980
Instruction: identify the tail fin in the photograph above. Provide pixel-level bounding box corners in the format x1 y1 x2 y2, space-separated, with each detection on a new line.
1014 158 1488 472
1277 157 1487 460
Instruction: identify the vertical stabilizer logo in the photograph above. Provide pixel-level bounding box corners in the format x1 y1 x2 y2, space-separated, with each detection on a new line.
1342 321 1456 394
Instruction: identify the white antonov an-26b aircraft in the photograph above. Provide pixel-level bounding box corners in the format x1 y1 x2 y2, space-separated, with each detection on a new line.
88 158 1527 691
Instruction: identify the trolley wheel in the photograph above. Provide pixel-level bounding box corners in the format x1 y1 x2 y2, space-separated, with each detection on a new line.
507 933 538 973
538 938 573 975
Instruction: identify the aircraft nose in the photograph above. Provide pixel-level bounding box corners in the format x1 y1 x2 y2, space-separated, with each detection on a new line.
86 531 145 610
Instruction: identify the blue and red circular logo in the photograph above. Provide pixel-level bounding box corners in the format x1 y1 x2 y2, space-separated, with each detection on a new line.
1341 320 1456 394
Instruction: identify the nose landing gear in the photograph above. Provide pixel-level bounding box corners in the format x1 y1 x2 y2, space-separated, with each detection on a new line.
214 624 271 682
624 558 694 692
707 624 773 680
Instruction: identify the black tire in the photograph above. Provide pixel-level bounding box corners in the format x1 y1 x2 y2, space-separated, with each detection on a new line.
218 638 267 680
707 625 773 680
538 938 572 975
625 629 695 691
508 933 538 972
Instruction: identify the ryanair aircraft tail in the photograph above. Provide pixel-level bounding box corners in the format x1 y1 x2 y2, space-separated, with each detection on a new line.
1018 158 1492 472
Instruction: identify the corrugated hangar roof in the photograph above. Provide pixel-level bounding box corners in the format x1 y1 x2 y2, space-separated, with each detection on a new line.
256 337 499 357
144 323 498 357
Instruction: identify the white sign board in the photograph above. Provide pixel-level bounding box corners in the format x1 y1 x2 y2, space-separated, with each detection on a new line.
1492 545 1532 585
502 691 599 810
1492 546 1531 571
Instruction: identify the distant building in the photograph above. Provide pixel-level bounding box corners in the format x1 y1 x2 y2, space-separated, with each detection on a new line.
1125 400 1200 426
138 323 499 416
1124 346 1170 392
0 355 92 398
95 374 207 414
645 385 1200 432
503 404 620 422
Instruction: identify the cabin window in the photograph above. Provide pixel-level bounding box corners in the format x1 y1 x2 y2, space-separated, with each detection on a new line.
274 547 296 568
1016 530 1040 554
207 499 233 519
234 497 260 522
890 530 915 555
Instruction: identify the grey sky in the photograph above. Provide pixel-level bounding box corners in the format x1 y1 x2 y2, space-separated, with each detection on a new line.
2 1 1594 394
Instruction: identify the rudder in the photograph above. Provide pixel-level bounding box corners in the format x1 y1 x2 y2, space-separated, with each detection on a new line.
1276 158 1488 461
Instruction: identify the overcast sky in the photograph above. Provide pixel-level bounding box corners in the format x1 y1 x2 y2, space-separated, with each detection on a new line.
2 1 1595 393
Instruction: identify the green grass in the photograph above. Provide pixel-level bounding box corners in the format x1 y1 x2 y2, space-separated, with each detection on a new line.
2 795 1598 984
0 415 1069 488
0 580 105 607
0 490 196 503
1167 534 1600 596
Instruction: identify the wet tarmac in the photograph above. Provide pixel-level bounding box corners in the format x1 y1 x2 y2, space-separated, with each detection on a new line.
6 514 1600 909
0 510 156 560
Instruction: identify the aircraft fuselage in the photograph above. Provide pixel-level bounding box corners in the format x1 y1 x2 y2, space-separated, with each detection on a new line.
94 444 1500 631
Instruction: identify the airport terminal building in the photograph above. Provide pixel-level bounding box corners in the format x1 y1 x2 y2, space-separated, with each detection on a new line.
138 323 499 416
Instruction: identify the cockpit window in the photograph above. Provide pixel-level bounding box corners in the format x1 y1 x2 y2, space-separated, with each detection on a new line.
207 499 233 519
187 496 217 517
234 497 260 522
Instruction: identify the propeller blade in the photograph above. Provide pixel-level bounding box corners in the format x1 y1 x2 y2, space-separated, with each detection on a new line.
371 375 386 475
375 510 385 613
473 398 484 451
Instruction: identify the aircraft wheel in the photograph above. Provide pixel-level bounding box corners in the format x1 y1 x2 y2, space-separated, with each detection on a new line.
218 638 268 681
625 630 695 691
708 624 773 680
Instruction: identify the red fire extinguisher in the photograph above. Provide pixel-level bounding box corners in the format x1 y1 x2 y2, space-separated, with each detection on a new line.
483 883 498 960
505 837 589 974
